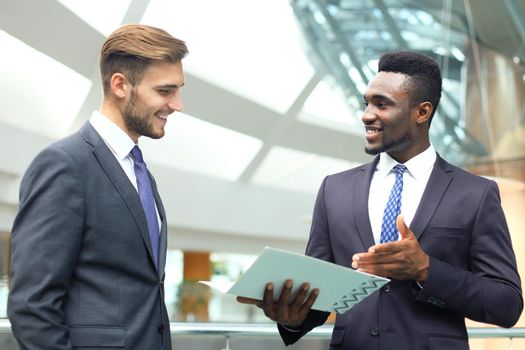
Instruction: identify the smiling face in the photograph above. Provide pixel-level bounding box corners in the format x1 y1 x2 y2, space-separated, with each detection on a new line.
362 71 431 163
121 61 184 142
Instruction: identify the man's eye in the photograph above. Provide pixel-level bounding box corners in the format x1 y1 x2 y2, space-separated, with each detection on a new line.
158 89 171 95
363 101 369 107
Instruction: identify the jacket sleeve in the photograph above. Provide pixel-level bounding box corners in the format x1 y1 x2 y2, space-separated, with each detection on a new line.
415 180 523 327
278 177 331 345
7 145 84 349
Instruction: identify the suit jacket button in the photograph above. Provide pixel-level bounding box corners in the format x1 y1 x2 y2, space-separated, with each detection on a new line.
158 324 165 333
371 326 379 336
382 285 391 293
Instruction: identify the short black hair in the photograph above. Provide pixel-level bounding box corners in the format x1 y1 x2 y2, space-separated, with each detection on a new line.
378 51 442 122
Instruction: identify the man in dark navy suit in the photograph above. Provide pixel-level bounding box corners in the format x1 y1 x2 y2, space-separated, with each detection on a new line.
239 51 522 350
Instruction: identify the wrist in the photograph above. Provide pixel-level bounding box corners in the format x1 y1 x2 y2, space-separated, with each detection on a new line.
281 322 303 332
416 254 430 284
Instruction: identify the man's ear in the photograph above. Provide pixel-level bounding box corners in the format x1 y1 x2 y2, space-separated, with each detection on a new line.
109 73 129 99
416 101 433 125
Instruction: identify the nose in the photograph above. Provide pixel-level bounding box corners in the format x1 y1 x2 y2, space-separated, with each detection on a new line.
361 106 375 124
169 92 183 113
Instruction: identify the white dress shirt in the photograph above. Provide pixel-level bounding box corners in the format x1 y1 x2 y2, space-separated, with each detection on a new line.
89 111 162 229
368 145 436 244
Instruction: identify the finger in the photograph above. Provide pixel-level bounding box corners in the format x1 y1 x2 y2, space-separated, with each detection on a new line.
352 252 380 268
365 251 402 264
277 279 293 320
367 244 379 253
299 288 319 315
353 251 383 268
262 283 276 318
237 296 262 305
396 214 413 240
291 283 310 309
352 253 362 269
367 242 401 254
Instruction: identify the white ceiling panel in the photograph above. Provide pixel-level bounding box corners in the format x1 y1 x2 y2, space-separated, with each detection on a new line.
0 30 92 139
251 146 361 194
141 0 314 114
56 0 132 36
140 113 262 181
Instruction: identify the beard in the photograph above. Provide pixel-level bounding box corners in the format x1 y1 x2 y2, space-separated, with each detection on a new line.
365 130 412 155
123 89 164 140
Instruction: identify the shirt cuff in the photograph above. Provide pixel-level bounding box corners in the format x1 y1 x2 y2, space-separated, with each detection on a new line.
279 323 303 332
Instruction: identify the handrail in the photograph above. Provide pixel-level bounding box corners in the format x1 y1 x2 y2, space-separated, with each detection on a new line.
1 319 525 338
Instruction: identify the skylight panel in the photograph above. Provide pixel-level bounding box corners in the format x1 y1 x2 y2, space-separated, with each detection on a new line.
141 0 314 114
251 146 360 193
140 113 262 181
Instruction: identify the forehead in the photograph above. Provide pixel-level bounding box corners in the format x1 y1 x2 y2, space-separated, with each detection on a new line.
138 61 184 86
364 71 410 100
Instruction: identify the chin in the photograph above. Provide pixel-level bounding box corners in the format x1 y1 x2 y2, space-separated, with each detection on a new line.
365 145 382 155
150 133 165 140
142 130 165 140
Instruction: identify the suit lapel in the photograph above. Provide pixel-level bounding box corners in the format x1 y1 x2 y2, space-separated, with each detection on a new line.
354 157 379 250
79 122 157 269
410 155 453 239
150 175 167 278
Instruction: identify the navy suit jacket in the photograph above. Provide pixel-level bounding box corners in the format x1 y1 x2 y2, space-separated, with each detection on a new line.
8 122 171 349
279 155 522 350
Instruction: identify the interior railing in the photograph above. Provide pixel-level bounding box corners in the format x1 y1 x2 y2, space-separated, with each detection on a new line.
1 320 524 350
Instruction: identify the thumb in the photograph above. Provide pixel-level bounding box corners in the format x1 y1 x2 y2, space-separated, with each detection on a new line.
396 214 412 240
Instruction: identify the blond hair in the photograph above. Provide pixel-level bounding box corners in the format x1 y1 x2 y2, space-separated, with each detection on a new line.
100 24 188 95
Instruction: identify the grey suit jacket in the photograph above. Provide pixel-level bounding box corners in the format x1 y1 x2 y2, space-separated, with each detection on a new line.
8 122 171 349
279 155 522 350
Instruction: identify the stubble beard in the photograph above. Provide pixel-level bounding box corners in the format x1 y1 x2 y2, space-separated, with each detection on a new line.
365 130 412 156
123 89 163 140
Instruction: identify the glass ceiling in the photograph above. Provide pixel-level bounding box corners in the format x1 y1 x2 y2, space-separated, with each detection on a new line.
290 0 525 167
3 0 524 194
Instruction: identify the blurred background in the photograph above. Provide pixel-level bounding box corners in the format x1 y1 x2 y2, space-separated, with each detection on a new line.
1 0 524 348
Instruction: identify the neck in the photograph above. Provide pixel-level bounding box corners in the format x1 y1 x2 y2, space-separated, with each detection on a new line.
99 99 139 143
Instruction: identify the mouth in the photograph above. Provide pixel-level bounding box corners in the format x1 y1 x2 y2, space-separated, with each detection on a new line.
155 112 170 121
365 125 383 141
365 125 383 134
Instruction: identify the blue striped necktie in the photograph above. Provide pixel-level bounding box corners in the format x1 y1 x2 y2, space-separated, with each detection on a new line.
131 145 160 268
380 164 407 243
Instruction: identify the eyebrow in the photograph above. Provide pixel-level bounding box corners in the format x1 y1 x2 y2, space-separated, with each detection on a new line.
155 83 185 89
364 94 393 103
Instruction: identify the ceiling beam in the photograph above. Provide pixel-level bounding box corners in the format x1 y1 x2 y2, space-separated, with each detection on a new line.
0 0 104 78
238 73 321 182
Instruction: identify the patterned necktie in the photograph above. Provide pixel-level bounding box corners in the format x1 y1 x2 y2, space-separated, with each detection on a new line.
131 145 160 268
380 164 407 243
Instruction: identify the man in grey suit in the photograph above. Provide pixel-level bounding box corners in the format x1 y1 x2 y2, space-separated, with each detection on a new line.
239 51 522 349
8 24 188 349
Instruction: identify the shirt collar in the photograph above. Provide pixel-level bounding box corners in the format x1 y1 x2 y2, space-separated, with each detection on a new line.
377 144 436 179
89 111 136 160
